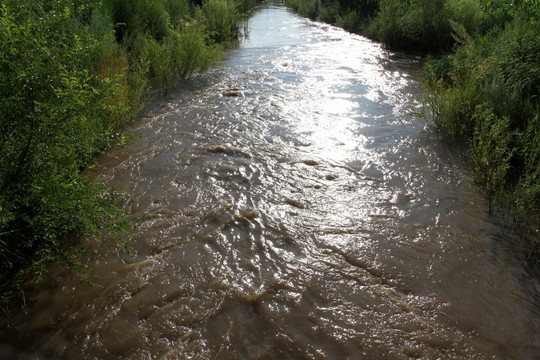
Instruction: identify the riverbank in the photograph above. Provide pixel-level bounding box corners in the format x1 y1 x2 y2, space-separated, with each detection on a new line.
0 0 260 317
287 0 540 233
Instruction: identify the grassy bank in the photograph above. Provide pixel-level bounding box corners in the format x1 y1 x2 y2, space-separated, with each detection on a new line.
287 0 540 226
0 0 259 316
423 1 540 222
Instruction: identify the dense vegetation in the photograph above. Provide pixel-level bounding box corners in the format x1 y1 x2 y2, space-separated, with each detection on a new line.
286 0 378 33
0 0 257 315
288 0 540 225
2 0 538 319
424 1 540 220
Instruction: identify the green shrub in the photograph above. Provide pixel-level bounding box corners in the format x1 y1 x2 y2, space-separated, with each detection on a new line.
286 0 318 19
447 0 485 37
162 0 191 24
375 0 451 51
336 8 360 32
470 105 514 213
173 20 225 77
423 2 540 219
512 114 540 222
319 0 341 23
145 35 175 88
107 0 170 43
236 0 258 13
372 0 485 52
200 0 240 43
0 0 130 313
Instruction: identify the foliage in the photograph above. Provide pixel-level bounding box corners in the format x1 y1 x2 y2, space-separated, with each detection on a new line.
105 0 249 92
199 0 240 43
319 0 341 24
107 0 170 43
162 0 192 24
0 0 259 316
0 0 131 314
470 106 514 213
141 21 224 91
236 0 258 13
336 8 361 32
423 2 540 219
287 0 378 28
372 0 485 52
286 0 319 19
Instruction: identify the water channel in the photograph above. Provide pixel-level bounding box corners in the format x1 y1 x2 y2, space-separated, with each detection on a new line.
2 3 540 359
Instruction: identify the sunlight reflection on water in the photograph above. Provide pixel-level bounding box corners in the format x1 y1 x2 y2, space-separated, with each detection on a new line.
3 3 540 360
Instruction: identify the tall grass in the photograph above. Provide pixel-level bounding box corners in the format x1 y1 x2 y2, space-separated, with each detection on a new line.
199 0 240 43
371 0 485 52
142 21 224 91
107 0 243 92
423 4 540 220
286 0 318 19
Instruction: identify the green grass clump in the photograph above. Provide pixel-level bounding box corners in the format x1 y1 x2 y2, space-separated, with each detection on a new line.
142 21 224 91
199 0 240 43
371 0 485 52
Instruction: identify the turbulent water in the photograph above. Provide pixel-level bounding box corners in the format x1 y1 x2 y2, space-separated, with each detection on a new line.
2 3 540 359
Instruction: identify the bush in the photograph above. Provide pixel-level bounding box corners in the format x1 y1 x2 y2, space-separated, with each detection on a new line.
236 0 258 14
286 0 318 19
142 21 224 91
371 0 485 52
423 2 540 219
171 21 225 77
107 0 170 43
0 0 130 313
199 0 240 43
470 106 514 213
162 0 191 24
0 0 255 317
336 8 361 32
319 0 341 23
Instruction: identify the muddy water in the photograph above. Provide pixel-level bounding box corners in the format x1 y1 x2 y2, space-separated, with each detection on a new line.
3 3 540 359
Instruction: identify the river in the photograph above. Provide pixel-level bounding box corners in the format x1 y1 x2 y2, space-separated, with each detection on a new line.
2 3 540 359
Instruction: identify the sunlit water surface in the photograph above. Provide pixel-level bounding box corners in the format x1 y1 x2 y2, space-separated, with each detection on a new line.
2 3 540 359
